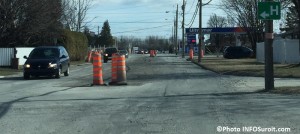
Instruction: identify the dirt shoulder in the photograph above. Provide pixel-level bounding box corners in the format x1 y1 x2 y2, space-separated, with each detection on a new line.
192 56 300 94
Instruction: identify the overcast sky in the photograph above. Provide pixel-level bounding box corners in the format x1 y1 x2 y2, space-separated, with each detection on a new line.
86 0 226 38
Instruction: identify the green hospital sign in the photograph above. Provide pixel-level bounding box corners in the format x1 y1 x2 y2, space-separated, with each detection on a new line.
258 2 281 20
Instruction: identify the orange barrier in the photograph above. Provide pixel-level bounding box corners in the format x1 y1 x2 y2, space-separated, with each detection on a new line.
86 51 92 62
109 53 127 85
150 50 155 57
111 53 118 83
117 55 127 84
93 52 104 85
189 49 193 60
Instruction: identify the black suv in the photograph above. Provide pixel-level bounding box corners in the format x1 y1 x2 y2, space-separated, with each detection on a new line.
103 47 118 63
223 46 253 59
23 46 70 79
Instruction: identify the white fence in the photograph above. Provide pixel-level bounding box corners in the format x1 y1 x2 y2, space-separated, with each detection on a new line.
0 47 34 66
0 48 14 66
256 39 300 64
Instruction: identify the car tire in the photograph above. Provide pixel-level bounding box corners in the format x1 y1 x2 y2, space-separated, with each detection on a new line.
64 66 69 76
55 68 61 79
24 73 30 80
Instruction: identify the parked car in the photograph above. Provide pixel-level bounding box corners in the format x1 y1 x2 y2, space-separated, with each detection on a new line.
223 46 253 59
103 47 118 63
223 46 230 53
23 46 70 79
119 50 129 58
137 50 144 54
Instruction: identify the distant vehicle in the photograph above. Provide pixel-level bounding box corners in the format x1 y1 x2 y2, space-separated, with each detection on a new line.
23 46 70 79
103 47 118 63
133 47 139 54
144 50 149 54
223 46 253 59
119 50 129 58
137 50 144 54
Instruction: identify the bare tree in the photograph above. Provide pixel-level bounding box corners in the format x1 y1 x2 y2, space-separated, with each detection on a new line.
207 14 229 56
0 0 25 46
0 0 62 47
62 0 92 32
221 0 292 57
226 16 236 27
221 0 264 57
207 14 227 28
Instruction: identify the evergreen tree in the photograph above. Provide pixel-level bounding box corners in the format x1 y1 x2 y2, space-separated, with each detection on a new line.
285 6 299 30
83 26 97 47
98 20 114 47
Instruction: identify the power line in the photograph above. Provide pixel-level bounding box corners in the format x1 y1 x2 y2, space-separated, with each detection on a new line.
113 24 170 34
185 1 199 28
87 12 171 15
90 4 155 12
85 21 173 24
186 0 196 14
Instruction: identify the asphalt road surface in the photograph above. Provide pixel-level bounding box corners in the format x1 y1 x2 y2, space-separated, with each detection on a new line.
0 54 300 134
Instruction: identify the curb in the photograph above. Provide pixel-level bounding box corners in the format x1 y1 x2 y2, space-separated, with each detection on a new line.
190 60 220 74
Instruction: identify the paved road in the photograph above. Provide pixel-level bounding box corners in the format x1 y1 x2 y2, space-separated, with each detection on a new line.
0 54 300 134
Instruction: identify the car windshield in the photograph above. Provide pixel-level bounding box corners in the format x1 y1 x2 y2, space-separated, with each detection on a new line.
29 48 59 59
119 50 127 53
105 48 117 53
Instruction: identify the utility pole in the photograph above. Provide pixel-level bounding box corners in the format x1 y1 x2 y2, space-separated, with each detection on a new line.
182 0 185 58
198 0 202 63
264 0 274 91
172 25 174 52
175 4 178 55
77 0 81 32
173 18 176 53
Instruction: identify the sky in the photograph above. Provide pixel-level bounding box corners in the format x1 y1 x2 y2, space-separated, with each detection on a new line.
85 0 227 39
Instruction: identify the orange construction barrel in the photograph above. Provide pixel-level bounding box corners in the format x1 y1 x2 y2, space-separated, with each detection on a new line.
92 52 104 85
109 53 127 85
189 49 193 60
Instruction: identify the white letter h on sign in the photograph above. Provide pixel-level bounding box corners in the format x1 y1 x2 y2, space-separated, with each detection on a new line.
270 6 279 16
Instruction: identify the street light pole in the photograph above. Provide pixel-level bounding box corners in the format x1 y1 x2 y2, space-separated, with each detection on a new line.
198 0 202 63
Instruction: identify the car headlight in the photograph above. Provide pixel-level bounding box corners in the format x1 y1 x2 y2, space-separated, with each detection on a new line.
48 63 57 68
24 64 30 68
105 54 108 56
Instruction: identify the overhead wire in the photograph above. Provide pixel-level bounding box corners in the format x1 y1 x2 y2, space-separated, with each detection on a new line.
185 1 199 28
90 3 156 12
112 24 171 34
186 0 196 14
86 21 172 24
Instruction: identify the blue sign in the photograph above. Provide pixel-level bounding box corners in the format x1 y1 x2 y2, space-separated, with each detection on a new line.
186 27 247 34
187 34 196 44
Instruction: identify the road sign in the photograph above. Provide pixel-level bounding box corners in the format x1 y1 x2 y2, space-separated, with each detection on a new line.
258 2 281 20
187 34 196 44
